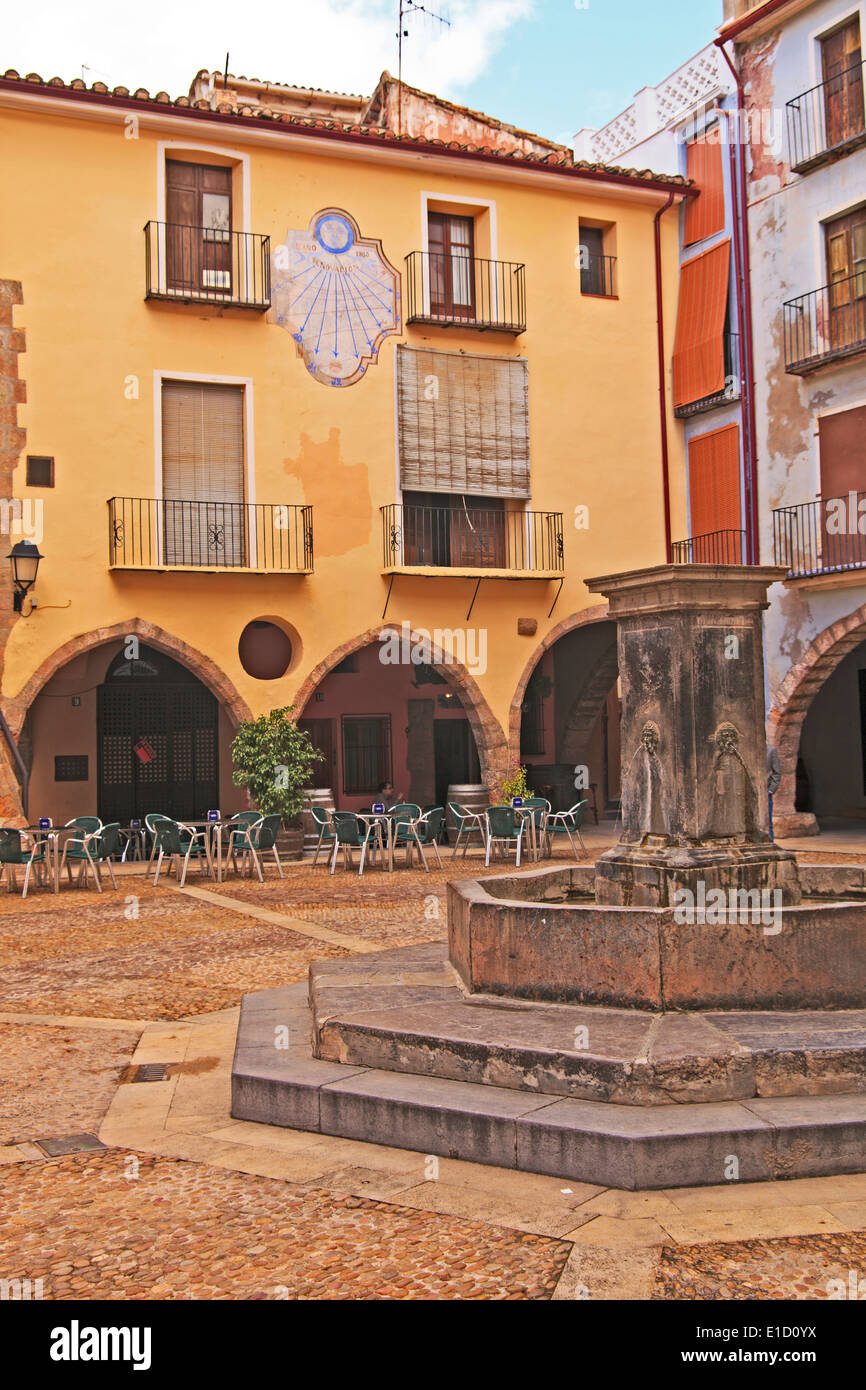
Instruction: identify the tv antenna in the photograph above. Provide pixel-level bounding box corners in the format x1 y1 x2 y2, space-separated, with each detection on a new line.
396 1 451 135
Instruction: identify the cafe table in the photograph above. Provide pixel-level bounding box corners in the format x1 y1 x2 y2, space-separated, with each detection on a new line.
354 812 394 872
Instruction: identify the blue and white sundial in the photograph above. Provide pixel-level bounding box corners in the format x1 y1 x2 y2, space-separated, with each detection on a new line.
270 208 401 387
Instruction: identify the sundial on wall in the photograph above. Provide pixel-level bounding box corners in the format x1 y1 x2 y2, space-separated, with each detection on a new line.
270 208 401 387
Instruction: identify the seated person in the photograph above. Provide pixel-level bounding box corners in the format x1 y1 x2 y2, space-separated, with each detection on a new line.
377 781 405 810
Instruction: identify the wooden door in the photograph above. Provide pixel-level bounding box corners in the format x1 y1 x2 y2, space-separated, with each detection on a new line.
297 719 336 784
427 213 475 319
166 161 233 296
825 209 866 354
448 495 507 567
819 404 866 570
822 19 863 148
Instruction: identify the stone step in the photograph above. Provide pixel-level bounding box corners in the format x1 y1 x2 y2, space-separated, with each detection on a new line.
309 945 866 1106
231 985 866 1190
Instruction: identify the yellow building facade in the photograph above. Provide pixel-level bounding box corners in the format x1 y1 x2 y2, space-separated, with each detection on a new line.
0 69 689 826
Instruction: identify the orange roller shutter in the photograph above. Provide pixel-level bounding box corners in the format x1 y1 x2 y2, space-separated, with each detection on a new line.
688 423 742 556
684 129 725 246
672 240 731 407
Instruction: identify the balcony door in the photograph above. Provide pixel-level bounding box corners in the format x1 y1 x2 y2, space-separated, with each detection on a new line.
825 209 866 355
161 381 247 566
821 18 864 149
402 491 506 567
166 160 233 297
427 213 475 320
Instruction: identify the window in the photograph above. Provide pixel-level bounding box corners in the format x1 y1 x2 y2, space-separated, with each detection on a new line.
683 126 725 247
579 223 615 296
672 240 731 407
55 755 88 782
333 654 360 674
427 212 475 318
165 160 233 296
819 403 866 499
821 17 864 150
26 456 54 487
161 381 245 566
342 716 391 795
396 346 530 498
825 208 866 351
297 719 335 780
688 424 742 558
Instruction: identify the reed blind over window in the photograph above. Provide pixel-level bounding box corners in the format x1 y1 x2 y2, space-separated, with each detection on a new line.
161 381 245 565
396 346 530 499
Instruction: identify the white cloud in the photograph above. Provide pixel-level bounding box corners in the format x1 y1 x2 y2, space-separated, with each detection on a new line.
3 0 534 101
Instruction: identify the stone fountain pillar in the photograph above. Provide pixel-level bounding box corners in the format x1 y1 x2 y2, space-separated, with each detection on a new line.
586 564 800 908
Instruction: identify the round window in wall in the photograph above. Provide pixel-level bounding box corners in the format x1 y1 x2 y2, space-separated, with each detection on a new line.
238 621 294 680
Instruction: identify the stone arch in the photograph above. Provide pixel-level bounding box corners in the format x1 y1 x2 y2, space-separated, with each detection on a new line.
508 603 611 753
767 602 866 836
294 625 508 787
5 619 253 737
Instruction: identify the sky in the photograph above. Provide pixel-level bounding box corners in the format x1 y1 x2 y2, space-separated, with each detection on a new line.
3 0 724 144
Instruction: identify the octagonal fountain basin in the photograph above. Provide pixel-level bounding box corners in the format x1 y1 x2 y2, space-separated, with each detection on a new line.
447 863 866 1013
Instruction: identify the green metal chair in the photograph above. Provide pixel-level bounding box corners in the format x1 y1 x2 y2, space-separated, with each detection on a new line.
545 800 589 860
226 811 265 880
0 827 47 898
330 812 380 876
246 814 284 880
389 804 422 868
521 797 551 861
310 805 336 866
448 801 488 858
60 818 119 891
485 805 526 868
410 807 445 871
151 816 211 887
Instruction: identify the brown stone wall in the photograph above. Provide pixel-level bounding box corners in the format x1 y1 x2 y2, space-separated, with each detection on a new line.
0 281 26 824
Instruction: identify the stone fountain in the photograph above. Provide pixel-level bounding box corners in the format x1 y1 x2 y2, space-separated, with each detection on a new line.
232 566 866 1189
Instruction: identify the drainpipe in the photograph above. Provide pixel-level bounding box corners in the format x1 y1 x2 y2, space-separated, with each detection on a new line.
721 102 755 564
654 192 676 563
717 39 760 565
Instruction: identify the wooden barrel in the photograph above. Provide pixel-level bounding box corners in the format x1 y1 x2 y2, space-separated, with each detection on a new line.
445 783 489 839
301 787 335 854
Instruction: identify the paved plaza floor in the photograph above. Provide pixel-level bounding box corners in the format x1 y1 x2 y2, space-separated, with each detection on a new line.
2 829 866 1301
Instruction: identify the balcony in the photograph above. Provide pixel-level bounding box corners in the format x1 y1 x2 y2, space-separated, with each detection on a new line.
773 494 866 580
783 275 866 373
580 252 617 299
404 252 526 333
381 503 564 575
674 333 740 418
144 222 271 310
108 499 313 573
786 60 866 172
671 529 747 564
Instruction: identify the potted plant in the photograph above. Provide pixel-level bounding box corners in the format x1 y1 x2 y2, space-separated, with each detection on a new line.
231 706 322 861
491 763 533 806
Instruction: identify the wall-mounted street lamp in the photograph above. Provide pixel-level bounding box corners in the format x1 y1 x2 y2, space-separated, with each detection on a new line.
8 540 43 612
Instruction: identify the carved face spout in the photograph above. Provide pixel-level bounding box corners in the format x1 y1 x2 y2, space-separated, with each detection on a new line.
715 722 739 756
640 720 660 756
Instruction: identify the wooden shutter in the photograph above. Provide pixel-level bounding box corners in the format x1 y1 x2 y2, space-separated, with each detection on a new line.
683 127 725 247
672 240 731 406
161 382 245 565
396 347 530 498
819 404 866 498
822 18 863 148
688 424 741 545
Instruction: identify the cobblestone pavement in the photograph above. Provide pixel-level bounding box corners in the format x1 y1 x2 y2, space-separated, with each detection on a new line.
654 1233 866 1300
0 1023 138 1146
0 1150 569 1300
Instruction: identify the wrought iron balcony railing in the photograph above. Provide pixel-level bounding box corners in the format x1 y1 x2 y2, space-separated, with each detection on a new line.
108 498 313 572
773 494 866 578
580 252 617 298
381 503 564 573
674 333 741 417
404 252 526 332
786 59 866 171
671 529 747 565
783 273 866 373
144 222 271 309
